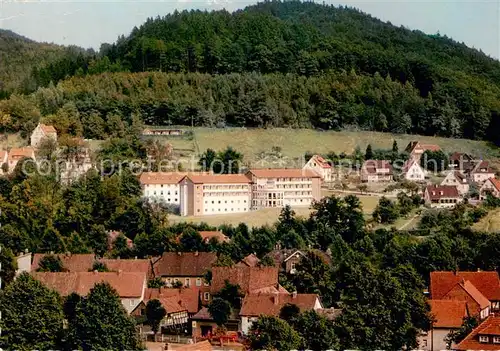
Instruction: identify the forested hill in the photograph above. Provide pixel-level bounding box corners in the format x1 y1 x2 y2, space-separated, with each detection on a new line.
4 1 500 145
0 29 90 97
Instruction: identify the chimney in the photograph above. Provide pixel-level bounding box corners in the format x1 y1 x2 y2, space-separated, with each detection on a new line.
478 268 482 272
93 270 98 274
195 251 199 256
273 293 279 305
134 256 137 260
50 251 54 255
292 291 297 299
177 252 181 256
118 270 122 275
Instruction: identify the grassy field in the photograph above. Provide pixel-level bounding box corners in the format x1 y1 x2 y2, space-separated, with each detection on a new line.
165 128 500 165
169 194 381 227
473 209 500 232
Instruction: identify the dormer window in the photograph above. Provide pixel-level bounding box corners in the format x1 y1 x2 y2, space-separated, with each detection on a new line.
432 191 436 196
440 191 444 195
494 337 500 344
479 335 489 343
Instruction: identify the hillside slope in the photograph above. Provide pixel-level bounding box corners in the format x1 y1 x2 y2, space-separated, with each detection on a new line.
0 29 89 96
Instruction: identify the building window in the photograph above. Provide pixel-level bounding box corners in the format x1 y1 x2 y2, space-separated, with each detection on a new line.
130 299 135 306
196 278 201 286
480 336 489 343
204 292 210 301
204 281 209 287
185 278 190 287
494 337 500 344
197 209 200 213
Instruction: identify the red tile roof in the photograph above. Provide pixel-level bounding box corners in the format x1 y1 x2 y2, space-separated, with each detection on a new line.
8 147 35 162
240 292 320 317
174 341 213 351
450 152 473 162
145 287 199 314
362 160 393 174
431 271 500 301
444 280 491 310
429 300 468 328
198 231 229 243
236 254 261 268
40 124 57 134
99 258 153 277
184 174 251 184
153 252 217 277
456 316 500 350
487 178 500 192
211 266 279 294
406 141 441 153
425 185 460 200
31 253 95 272
247 169 321 178
310 155 331 169
139 172 187 185
472 161 495 174
32 271 146 298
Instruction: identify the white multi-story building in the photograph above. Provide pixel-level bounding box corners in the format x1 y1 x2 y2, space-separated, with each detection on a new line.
401 159 426 181
140 172 186 206
246 169 321 209
303 155 332 182
179 174 252 216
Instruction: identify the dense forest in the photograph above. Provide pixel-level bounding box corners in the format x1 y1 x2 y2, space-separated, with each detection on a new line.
3 0 500 143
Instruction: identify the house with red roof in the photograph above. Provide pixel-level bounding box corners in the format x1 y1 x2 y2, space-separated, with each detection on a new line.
430 271 500 312
360 160 393 183
303 154 333 182
449 152 475 172
418 300 469 351
239 291 322 334
210 266 282 296
32 271 147 314
30 123 57 148
236 254 261 268
442 171 470 195
405 141 441 162
455 315 500 350
153 252 216 298
480 178 500 200
7 147 35 172
424 185 462 208
467 161 496 184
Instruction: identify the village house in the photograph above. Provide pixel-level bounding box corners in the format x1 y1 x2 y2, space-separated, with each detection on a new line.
480 178 500 200
236 254 261 268
449 152 475 172
31 253 95 272
441 171 470 195
191 307 240 340
179 174 252 216
108 231 134 251
360 160 393 183
467 161 496 184
430 271 500 312
264 248 331 275
153 252 216 301
417 300 469 351
7 147 35 172
405 141 441 162
424 185 462 208
32 271 147 314
455 315 500 350
246 169 322 209
132 287 200 334
303 154 333 182
140 172 187 207
239 291 323 334
59 138 93 184
30 123 57 148
401 159 426 182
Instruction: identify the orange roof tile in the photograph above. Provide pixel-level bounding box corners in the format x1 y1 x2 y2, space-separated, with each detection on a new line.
40 124 57 134
211 266 279 294
458 280 491 310
153 252 217 277
31 253 95 272
198 231 229 243
425 185 460 199
32 271 146 298
99 258 153 277
472 161 495 174
174 341 212 351
310 155 332 169
184 173 251 184
139 172 187 185
240 292 320 317
431 271 500 301
487 178 500 192
429 300 468 328
145 287 199 314
456 316 500 350
248 168 320 178
8 147 35 162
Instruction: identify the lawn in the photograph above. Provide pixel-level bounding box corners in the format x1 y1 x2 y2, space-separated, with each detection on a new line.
168 194 381 228
473 208 500 232
168 128 500 166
